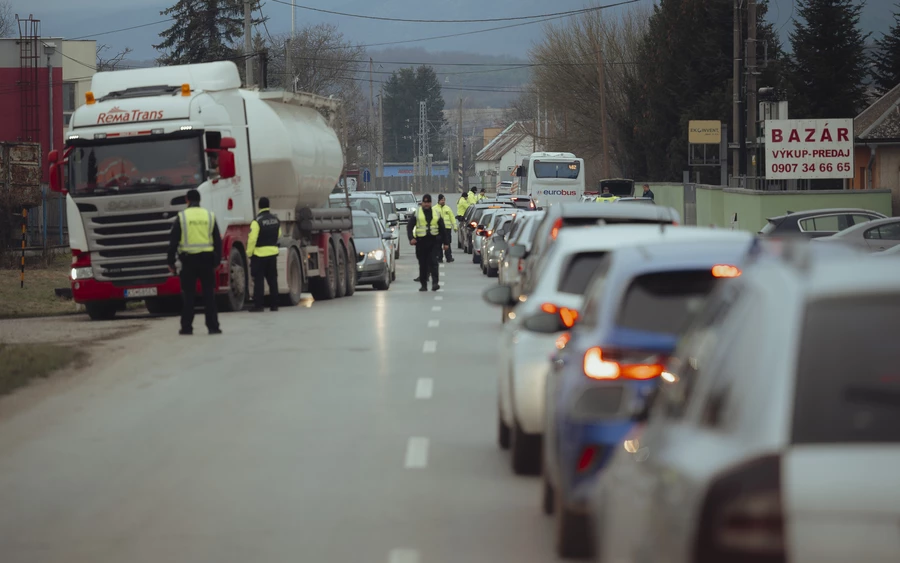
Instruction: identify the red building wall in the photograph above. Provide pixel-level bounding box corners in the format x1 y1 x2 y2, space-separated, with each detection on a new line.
0 66 64 182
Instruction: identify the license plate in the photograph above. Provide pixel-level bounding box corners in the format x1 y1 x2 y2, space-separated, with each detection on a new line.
125 287 158 298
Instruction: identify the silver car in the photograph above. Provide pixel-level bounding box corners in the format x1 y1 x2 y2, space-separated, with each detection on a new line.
813 216 900 252
481 211 517 276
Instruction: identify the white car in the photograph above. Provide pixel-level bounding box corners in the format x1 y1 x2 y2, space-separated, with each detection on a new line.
388 191 418 222
592 245 900 563
483 224 731 476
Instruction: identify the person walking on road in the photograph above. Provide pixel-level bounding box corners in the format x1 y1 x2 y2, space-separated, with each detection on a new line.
642 183 655 201
436 194 457 263
408 193 447 292
247 197 282 312
167 189 222 336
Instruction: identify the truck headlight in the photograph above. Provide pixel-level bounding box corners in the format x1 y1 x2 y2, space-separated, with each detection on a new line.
71 266 93 280
368 249 385 261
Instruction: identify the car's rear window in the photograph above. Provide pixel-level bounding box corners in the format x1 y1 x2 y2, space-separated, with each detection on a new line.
616 271 717 334
558 252 609 295
792 295 900 444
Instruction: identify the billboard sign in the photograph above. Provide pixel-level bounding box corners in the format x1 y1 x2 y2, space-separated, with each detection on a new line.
688 120 722 144
765 119 854 180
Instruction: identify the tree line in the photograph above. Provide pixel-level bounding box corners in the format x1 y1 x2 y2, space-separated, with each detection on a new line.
515 0 898 183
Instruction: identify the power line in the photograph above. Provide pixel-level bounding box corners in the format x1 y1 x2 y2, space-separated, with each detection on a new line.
69 19 173 40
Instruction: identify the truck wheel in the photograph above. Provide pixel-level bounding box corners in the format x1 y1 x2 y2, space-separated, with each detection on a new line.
310 242 337 301
335 240 348 298
86 302 118 321
281 248 303 306
344 241 357 297
219 246 247 312
145 297 180 315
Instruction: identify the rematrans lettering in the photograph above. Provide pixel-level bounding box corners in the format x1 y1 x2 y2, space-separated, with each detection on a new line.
97 109 165 124
770 127 850 144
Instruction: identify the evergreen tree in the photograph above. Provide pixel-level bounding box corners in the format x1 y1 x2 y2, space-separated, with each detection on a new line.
154 0 264 66
872 3 900 96
788 0 870 118
383 66 447 162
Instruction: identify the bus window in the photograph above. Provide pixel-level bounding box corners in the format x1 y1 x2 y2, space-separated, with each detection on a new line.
533 160 580 179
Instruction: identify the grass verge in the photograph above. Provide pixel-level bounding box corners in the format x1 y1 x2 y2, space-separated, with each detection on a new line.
0 343 87 396
0 255 75 319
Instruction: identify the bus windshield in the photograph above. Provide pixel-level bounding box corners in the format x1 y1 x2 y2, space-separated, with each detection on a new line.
66 136 205 196
533 160 580 179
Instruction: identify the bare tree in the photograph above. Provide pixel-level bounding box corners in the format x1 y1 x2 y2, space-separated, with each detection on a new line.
527 4 650 182
0 1 14 38
96 44 133 71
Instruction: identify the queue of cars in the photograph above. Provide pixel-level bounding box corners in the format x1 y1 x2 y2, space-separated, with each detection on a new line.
477 201 900 562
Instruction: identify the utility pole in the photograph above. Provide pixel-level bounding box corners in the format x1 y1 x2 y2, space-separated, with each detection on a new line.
284 39 292 92
732 0 741 185
244 0 254 87
536 95 541 145
378 85 384 178
746 0 758 190
595 40 611 178
458 98 463 193
369 58 375 182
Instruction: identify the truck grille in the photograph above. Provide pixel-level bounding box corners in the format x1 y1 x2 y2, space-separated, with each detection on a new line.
81 206 181 284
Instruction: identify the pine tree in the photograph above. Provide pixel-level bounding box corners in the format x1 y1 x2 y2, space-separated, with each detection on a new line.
788 0 870 119
383 66 447 162
872 3 900 96
154 0 263 66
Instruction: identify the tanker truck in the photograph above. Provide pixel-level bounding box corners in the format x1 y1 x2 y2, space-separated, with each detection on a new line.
47 61 358 320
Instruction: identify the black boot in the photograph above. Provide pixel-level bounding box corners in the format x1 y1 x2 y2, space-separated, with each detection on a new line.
419 285 428 292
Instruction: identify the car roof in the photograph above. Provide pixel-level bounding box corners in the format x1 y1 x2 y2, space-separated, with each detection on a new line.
549 225 750 254
608 237 756 276
766 208 886 221
550 202 678 222
823 216 900 238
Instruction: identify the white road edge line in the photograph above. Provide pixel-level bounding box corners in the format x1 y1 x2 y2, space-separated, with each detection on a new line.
428 319 439 328
389 548 421 563
432 306 442 312
415 378 434 399
404 437 429 469
423 340 437 353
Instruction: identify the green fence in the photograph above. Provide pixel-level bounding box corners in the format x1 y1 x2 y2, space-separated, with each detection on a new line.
648 184 893 233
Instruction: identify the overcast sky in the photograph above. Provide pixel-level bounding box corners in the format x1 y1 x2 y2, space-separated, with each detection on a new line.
19 0 899 63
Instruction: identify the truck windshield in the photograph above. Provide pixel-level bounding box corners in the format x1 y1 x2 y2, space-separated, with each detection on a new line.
533 160 580 179
66 136 205 196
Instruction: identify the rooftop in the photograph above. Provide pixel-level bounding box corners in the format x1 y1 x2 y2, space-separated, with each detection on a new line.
856 83 900 141
476 121 534 162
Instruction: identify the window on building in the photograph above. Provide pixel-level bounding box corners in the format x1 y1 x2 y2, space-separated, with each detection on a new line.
62 82 76 113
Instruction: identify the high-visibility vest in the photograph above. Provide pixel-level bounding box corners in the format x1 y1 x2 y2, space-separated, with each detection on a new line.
438 203 457 231
178 206 215 253
468 193 477 205
596 195 619 203
457 196 469 216
415 207 441 237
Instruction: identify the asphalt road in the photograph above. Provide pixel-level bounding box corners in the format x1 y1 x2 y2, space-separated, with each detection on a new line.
0 246 558 563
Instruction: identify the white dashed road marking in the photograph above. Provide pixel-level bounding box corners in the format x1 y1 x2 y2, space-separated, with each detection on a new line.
432 306 442 312
434 296 443 301
404 437 429 468
415 378 433 399
389 548 421 563
422 341 437 353
428 319 439 328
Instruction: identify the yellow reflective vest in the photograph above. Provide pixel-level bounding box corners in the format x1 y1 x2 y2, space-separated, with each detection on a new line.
468 192 477 205
596 195 620 203
415 207 441 237
457 195 469 216
438 203 457 231
178 207 215 254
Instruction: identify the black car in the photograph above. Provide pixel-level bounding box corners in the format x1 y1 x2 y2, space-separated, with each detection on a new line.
352 210 395 290
759 208 886 239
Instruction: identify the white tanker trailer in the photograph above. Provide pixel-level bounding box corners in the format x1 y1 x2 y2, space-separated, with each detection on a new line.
48 61 361 320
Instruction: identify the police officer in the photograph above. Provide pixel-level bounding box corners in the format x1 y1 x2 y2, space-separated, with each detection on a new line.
478 188 487 201
596 186 619 203
167 189 222 335
456 190 471 248
467 189 478 206
248 197 282 312
436 194 457 263
407 193 447 292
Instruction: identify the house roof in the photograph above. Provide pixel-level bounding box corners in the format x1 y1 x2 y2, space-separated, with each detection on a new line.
856 83 900 140
475 121 534 162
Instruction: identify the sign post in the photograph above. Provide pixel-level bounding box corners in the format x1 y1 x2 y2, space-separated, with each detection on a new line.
687 121 725 181
765 119 854 182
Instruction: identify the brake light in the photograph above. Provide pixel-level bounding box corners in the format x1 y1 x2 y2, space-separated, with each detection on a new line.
470 221 477 228
696 454 784 563
583 347 665 380
486 230 493 237
517 259 524 272
555 332 571 349
550 217 563 240
577 446 599 472
712 264 741 278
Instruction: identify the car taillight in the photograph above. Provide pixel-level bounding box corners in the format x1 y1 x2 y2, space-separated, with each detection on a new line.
582 347 667 380
696 454 785 563
486 230 493 237
540 302 579 328
470 221 477 228
517 259 523 272
550 217 563 240
577 445 600 472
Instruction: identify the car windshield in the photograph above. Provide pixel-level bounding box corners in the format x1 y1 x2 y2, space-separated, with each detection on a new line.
616 270 718 334
349 198 383 219
392 193 417 204
66 136 204 196
792 295 900 444
353 217 379 238
533 160 580 179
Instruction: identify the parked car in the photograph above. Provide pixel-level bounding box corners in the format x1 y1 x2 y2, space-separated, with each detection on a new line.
812 216 900 252
598 178 635 197
497 181 514 196
758 208 885 238
542 229 754 558
474 209 516 266
507 195 537 210
388 191 418 221
462 202 514 254
612 196 654 205
591 245 900 563
482 213 517 277
330 193 401 258
351 210 395 290
499 211 546 322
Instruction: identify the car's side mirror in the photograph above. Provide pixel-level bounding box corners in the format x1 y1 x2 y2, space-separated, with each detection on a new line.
381 232 393 240
388 213 399 226
508 245 527 259
523 311 566 333
482 285 514 307
48 150 67 194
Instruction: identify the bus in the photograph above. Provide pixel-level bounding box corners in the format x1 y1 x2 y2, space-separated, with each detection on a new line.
515 152 585 208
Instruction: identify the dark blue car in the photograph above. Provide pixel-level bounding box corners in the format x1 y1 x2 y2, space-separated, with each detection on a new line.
541 235 755 559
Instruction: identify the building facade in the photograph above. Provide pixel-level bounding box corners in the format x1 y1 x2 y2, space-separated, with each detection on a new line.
852 83 900 214
474 121 536 183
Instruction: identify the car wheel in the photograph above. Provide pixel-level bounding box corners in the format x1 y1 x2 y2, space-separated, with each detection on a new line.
498 407 511 450
542 473 554 516
488 266 499 277
510 421 542 475
555 504 594 559
373 267 390 291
